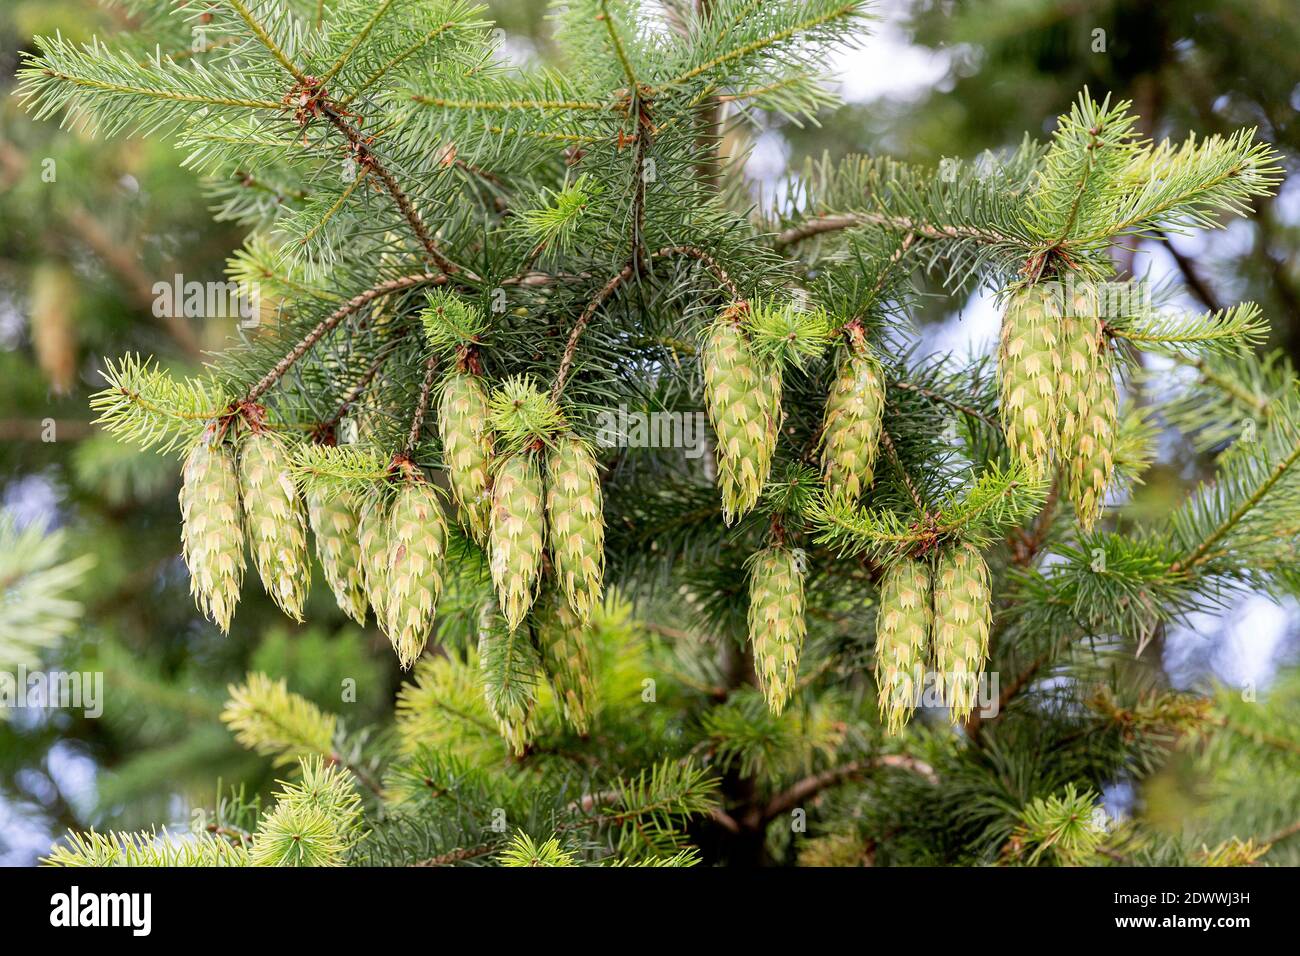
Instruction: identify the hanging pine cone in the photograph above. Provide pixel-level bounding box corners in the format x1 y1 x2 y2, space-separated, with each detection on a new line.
384 482 448 668
546 434 604 622
307 488 368 625
1058 314 1117 529
478 599 540 755
534 588 596 736
746 545 807 715
489 451 545 631
703 308 781 523
820 330 885 500
931 543 991 724
439 370 493 542
998 285 1062 477
238 431 310 620
179 439 245 632
875 558 932 735
357 493 391 626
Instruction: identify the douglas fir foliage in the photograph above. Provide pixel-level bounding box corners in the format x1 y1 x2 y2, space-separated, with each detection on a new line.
21 1 1300 866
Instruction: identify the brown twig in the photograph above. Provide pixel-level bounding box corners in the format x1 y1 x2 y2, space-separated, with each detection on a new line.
879 427 926 515
761 755 938 823
405 354 439 454
319 105 473 280
549 244 742 401
243 272 445 404
774 212 1019 251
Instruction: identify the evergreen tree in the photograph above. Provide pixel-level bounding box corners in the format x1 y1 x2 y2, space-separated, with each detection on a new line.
17 0 1300 866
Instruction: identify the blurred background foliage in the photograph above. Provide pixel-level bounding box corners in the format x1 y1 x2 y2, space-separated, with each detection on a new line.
0 0 1297 864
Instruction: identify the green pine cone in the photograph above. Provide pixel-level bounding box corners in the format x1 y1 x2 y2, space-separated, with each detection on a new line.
357 493 390 626
238 431 309 620
179 439 245 632
545 434 604 622
478 599 541 755
384 482 448 669
1058 314 1117 529
534 588 596 736
746 546 807 715
439 370 493 542
703 312 782 523
820 341 885 500
875 558 932 735
489 451 545 631
998 285 1063 477
307 488 368 625
932 543 991 724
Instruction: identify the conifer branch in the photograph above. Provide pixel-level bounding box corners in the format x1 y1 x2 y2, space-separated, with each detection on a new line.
405 355 440 455
227 0 308 83
1173 433 1300 571
244 272 447 404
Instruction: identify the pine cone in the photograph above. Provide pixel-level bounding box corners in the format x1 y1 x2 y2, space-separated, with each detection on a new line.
238 431 309 620
307 488 368 625
746 546 807 715
546 434 604 621
1058 314 1117 529
179 439 245 632
820 337 885 500
534 588 596 736
478 599 540 755
932 543 991 724
489 451 545 631
357 493 391 626
998 285 1062 477
875 558 932 735
384 482 448 668
439 370 493 542
703 311 781 523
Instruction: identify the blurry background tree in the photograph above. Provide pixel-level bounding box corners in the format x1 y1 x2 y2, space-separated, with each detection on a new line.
0 0 1297 865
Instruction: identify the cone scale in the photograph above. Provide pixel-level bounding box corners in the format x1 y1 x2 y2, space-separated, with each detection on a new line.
546 434 605 622
703 312 781 523
875 558 932 735
820 336 885 501
746 546 807 715
238 431 309 621
489 452 546 631
384 482 448 669
439 370 493 542
307 488 368 625
179 439 245 632
931 543 991 724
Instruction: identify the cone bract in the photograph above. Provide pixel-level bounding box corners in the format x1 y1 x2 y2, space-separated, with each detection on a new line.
703 313 781 523
820 342 885 500
238 431 309 620
489 452 545 631
439 371 493 541
384 482 448 668
875 558 932 735
999 285 1063 477
357 493 390 626
307 488 368 625
932 543 991 723
534 589 596 736
546 434 604 621
746 546 807 715
179 440 245 632
1057 310 1117 529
